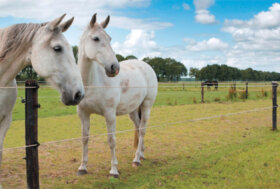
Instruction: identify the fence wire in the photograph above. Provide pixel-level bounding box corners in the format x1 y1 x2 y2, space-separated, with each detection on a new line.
0 83 277 89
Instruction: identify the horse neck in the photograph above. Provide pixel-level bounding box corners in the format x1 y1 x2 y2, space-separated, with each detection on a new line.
0 24 40 86
78 55 104 87
0 50 29 86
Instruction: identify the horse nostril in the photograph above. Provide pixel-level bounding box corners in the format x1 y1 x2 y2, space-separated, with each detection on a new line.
74 91 82 102
111 64 116 73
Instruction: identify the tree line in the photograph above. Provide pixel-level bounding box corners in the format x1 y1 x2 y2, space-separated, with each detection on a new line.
189 64 280 81
16 46 279 82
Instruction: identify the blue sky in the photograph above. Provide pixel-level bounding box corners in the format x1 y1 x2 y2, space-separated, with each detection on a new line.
0 0 279 72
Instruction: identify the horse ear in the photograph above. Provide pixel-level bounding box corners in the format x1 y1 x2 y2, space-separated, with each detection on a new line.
59 17 74 32
47 14 66 31
101 15 110 29
90 13 97 28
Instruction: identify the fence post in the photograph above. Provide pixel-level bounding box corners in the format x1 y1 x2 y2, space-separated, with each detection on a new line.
245 82 248 99
272 81 278 130
25 80 40 189
201 82 204 103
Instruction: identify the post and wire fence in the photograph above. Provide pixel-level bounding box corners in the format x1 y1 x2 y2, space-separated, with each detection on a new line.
0 81 278 188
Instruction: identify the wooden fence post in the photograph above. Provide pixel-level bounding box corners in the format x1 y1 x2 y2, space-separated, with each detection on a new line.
272 81 278 130
201 82 204 103
25 80 40 189
245 82 248 99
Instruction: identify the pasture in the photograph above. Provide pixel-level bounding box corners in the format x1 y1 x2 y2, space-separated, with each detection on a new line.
1 82 280 188
12 81 273 120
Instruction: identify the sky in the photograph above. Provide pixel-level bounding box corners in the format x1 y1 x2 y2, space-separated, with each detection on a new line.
0 0 280 72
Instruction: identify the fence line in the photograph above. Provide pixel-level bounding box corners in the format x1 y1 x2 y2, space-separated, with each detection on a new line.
0 105 274 153
0 85 276 89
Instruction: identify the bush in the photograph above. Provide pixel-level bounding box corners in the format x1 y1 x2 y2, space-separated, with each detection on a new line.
214 97 221 102
238 91 247 99
193 97 197 104
260 88 268 97
226 85 237 100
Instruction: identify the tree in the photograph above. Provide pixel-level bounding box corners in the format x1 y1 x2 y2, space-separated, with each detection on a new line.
16 65 44 81
125 55 137 60
189 67 200 79
143 57 187 81
116 54 125 62
72 46 78 63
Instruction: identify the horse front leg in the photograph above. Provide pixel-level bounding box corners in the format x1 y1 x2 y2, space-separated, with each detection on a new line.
104 112 119 178
77 108 90 175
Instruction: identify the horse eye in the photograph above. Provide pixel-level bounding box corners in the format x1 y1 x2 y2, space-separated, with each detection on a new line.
53 45 62 52
93 37 100 42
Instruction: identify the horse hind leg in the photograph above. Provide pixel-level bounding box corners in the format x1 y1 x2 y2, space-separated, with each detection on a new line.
132 104 151 167
0 113 12 167
129 109 145 162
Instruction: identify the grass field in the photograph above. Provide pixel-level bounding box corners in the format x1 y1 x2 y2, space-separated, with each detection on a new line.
1 82 280 188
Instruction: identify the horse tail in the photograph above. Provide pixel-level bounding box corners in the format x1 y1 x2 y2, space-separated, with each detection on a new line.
134 107 141 149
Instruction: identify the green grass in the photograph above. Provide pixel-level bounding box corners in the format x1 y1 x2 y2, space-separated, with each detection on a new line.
1 98 280 188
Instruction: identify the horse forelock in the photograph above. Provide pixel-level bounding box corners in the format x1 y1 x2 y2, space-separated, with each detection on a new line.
0 23 47 62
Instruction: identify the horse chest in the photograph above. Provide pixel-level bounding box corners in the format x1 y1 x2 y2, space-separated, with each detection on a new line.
79 95 104 115
81 89 120 116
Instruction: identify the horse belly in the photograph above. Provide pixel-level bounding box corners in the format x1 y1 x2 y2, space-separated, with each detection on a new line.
116 94 145 116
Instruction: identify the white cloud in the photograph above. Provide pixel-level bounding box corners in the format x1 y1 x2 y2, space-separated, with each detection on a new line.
183 3 190 10
222 3 280 72
186 37 228 51
195 10 216 24
193 0 216 24
113 29 163 58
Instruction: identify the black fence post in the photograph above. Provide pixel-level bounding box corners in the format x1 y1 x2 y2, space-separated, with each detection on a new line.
25 80 40 189
272 81 278 131
201 82 204 103
245 82 248 99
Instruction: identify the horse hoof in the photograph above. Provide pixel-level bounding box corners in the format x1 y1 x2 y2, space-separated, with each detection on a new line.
132 162 141 168
140 157 146 161
77 169 88 176
109 174 119 178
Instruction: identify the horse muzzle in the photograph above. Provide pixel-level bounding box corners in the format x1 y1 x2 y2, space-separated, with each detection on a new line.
61 90 85 106
105 63 120 77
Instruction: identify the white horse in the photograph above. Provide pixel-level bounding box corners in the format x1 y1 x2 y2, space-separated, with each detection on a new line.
77 14 158 177
0 14 85 167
